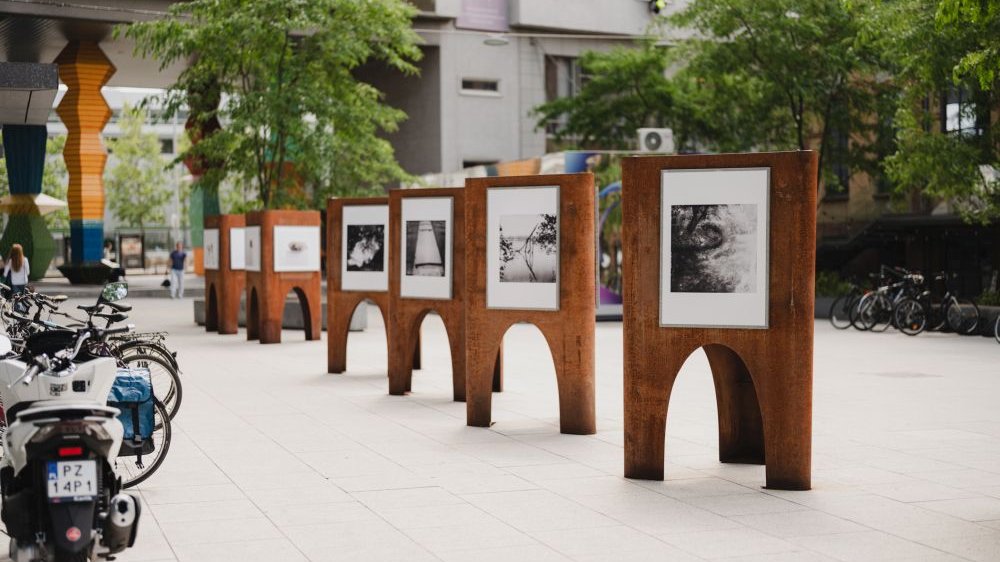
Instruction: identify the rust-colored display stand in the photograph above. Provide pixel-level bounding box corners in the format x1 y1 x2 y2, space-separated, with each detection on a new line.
387 188 502 401
622 151 817 491
244 210 322 344
328 198 420 374
464 173 596 434
204 214 245 334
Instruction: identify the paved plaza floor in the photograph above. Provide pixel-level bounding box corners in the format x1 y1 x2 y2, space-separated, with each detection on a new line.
8 298 1000 561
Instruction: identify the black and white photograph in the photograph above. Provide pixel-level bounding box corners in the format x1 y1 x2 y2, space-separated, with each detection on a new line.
245 226 261 272
346 225 385 272
203 228 219 270
341 204 389 292
405 220 446 277
670 204 757 293
230 227 246 271
487 186 560 310
660 168 770 328
400 196 453 300
273 225 321 272
498 213 558 283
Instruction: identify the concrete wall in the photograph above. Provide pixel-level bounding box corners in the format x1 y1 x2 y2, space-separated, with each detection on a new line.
510 0 651 34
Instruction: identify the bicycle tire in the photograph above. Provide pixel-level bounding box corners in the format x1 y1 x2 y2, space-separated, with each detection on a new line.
114 339 180 372
893 298 926 336
120 353 182 421
860 294 893 332
117 399 171 489
852 293 874 330
994 315 999 344
829 295 854 330
946 297 980 335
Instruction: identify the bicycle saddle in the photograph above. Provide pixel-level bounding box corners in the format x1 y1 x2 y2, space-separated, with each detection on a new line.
94 312 129 324
104 301 132 312
39 294 68 303
77 304 101 314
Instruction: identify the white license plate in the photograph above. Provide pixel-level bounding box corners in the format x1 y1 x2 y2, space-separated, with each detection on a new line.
46 460 98 502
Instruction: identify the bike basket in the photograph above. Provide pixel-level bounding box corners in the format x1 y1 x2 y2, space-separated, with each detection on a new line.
108 367 155 456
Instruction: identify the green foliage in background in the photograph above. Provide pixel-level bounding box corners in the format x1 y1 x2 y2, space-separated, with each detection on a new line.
104 104 172 231
122 0 422 211
815 270 854 297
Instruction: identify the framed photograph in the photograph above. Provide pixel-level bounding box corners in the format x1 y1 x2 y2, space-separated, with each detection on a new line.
341 204 389 292
230 227 246 271
486 185 560 311
245 226 262 272
659 167 770 328
203 229 220 270
273 225 321 272
401 197 453 300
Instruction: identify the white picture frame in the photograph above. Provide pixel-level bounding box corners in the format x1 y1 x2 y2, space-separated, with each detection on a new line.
230 227 246 271
245 226 262 272
203 229 220 270
486 185 560 311
273 225 321 273
341 204 389 292
400 197 453 300
659 167 770 329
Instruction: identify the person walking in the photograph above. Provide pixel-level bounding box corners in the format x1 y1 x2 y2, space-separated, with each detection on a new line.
168 242 187 299
4 244 30 294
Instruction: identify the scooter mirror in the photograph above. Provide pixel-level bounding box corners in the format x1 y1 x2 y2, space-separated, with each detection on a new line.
0 335 12 357
100 281 129 303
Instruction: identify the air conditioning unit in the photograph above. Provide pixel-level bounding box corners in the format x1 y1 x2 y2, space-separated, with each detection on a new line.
637 128 675 154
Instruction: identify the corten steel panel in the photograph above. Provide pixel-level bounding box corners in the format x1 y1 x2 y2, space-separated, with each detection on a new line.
464 173 596 435
327 198 424 374
622 151 817 491
387 188 502 401
204 214 246 335
244 210 322 345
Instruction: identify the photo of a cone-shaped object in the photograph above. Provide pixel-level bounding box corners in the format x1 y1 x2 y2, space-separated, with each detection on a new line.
413 220 444 276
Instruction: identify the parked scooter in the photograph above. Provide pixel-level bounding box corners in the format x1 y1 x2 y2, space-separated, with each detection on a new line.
0 282 141 562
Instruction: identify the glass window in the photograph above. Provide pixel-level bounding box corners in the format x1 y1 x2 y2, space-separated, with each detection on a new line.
160 138 174 154
460 79 500 94
941 87 982 136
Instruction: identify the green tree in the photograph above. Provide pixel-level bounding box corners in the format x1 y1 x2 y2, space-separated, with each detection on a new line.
667 0 882 188
937 0 1000 90
865 0 999 221
122 0 421 210
104 104 172 231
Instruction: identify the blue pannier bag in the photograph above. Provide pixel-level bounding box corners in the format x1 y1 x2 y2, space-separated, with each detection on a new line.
108 368 155 457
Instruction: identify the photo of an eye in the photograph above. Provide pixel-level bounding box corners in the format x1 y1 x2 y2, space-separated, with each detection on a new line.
289 241 304 252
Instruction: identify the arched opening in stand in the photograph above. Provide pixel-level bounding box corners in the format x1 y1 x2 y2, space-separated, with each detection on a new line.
345 299 389 374
247 288 260 340
284 287 316 340
496 322 559 429
205 284 219 330
405 309 454 397
665 344 765 475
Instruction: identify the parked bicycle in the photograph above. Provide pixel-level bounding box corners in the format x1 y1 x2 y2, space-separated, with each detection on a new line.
893 273 981 336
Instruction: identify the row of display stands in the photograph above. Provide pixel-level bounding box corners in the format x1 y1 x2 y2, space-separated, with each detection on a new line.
202 152 817 491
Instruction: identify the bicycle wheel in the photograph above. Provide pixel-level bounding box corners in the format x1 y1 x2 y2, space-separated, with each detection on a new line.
114 339 180 372
860 294 893 332
945 298 980 335
829 295 854 330
849 293 870 330
120 353 182 421
994 315 999 344
116 399 171 489
893 298 926 336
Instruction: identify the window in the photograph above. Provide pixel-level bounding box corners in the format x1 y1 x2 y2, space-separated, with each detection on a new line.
824 129 850 200
941 87 983 137
160 138 174 154
460 79 500 95
544 56 589 135
462 160 498 170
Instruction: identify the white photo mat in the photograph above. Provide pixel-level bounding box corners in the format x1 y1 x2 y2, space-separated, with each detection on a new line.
245 226 262 272
273 225 321 272
341 204 389 292
230 227 246 271
486 185 560 311
659 167 770 328
400 197 453 300
203 229 220 270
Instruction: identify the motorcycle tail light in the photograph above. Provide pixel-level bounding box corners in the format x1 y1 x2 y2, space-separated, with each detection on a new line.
58 446 83 457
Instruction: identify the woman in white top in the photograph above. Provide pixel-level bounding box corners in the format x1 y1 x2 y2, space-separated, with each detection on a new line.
4 243 30 294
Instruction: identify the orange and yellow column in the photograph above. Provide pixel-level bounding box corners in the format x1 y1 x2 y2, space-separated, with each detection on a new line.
55 41 114 263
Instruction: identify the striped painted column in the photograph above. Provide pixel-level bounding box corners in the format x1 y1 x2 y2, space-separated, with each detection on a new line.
55 41 115 264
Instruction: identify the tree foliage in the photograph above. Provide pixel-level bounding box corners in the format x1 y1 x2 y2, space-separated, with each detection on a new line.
104 104 172 231
122 0 422 210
